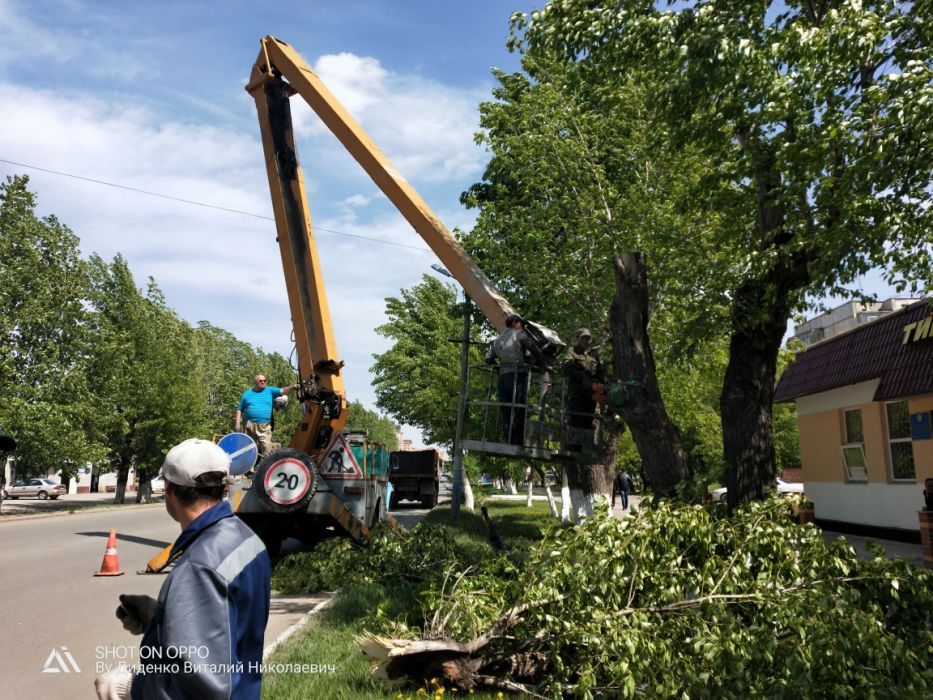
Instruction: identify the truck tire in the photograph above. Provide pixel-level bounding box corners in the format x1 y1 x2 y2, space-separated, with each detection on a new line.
253 448 318 513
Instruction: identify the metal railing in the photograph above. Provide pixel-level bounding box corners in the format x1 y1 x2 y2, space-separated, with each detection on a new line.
461 363 599 463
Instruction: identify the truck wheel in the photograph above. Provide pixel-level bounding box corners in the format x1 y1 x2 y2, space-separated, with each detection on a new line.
389 492 398 510
254 449 318 513
421 494 436 509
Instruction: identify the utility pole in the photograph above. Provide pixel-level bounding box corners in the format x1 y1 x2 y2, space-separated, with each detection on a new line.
450 293 471 518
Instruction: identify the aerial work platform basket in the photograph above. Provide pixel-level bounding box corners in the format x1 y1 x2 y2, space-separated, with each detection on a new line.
460 364 599 464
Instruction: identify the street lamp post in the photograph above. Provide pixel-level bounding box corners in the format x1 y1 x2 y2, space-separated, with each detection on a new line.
432 265 469 518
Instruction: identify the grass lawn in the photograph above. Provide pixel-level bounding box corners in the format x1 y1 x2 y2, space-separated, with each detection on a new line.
262 500 555 699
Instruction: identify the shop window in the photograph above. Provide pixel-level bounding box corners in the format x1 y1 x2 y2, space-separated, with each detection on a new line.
885 400 915 481
841 408 867 481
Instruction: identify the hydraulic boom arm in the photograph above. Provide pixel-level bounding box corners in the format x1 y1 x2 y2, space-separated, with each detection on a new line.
247 36 521 331
246 36 563 459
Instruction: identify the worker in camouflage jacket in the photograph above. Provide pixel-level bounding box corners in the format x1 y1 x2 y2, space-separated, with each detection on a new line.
563 328 605 430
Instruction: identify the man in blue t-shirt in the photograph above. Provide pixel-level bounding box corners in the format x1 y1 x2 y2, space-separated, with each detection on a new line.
235 375 297 459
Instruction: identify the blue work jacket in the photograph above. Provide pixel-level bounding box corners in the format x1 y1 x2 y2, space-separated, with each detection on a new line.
133 500 270 699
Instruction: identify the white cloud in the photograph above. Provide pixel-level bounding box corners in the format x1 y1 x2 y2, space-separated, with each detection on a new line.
0 60 480 440
287 51 487 185
0 0 488 448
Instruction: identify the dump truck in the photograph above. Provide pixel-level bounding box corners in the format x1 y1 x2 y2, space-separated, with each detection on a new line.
389 450 441 509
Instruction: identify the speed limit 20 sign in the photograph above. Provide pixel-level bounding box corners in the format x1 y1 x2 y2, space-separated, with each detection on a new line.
258 452 317 510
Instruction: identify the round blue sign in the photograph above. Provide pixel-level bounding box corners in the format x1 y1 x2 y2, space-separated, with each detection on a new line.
218 432 259 476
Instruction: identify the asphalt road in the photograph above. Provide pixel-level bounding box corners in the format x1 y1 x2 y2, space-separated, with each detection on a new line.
0 504 176 699
0 496 434 700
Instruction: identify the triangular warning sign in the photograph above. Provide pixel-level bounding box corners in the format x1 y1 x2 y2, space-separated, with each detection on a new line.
319 433 362 479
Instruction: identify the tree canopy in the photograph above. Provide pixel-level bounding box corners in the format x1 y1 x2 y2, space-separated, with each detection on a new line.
0 175 298 495
0 176 101 477
345 399 400 451
456 0 931 503
372 275 486 448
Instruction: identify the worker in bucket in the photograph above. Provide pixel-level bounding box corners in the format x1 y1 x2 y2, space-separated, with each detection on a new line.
94 438 270 700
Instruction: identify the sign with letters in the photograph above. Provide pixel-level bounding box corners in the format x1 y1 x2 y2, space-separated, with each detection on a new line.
902 315 933 344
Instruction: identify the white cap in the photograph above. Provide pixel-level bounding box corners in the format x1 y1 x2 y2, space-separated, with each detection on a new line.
160 438 230 487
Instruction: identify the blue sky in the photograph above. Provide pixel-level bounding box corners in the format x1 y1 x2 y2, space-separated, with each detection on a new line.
0 0 537 446
0 0 906 447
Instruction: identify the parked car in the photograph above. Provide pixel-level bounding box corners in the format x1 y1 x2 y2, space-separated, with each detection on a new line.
150 475 166 495
712 478 804 503
776 477 804 496
3 478 67 500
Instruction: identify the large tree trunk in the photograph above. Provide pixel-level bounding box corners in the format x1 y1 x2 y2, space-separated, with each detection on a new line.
135 467 152 504
562 456 617 522
609 253 690 497
720 151 810 508
720 267 809 508
115 457 132 504
720 298 782 507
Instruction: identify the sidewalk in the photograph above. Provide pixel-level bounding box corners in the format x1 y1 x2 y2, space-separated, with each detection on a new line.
263 593 334 660
822 530 924 567
0 491 161 520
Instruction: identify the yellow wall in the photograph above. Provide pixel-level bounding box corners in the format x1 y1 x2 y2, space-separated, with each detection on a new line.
798 393 933 484
798 412 843 482
862 402 887 484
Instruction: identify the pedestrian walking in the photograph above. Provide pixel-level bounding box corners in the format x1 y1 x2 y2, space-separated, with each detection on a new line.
614 469 634 510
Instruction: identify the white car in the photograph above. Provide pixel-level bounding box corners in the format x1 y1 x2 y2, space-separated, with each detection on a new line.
3 478 66 500
150 475 166 495
776 477 804 496
712 477 804 502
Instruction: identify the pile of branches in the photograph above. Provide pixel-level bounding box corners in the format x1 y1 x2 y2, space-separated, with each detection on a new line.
272 523 468 594
358 500 933 698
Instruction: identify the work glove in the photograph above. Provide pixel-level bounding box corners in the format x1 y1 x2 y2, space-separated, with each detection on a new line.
591 382 608 404
116 593 157 635
94 668 133 700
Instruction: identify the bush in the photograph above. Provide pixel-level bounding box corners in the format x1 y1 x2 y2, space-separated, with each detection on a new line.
272 522 479 595
423 499 933 697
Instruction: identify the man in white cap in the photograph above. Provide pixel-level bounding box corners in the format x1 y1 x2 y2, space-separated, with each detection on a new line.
94 438 271 700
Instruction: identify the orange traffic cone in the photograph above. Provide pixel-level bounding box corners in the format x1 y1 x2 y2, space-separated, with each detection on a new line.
94 529 125 576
